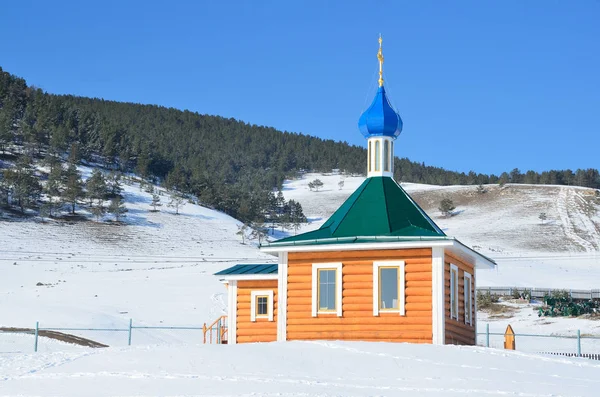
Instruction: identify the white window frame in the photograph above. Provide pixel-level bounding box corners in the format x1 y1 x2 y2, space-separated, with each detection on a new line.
450 264 459 320
250 290 274 322
373 261 405 316
312 262 342 317
464 272 473 326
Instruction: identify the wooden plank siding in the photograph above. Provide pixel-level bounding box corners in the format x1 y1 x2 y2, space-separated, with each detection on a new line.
444 251 476 345
236 280 277 343
286 249 433 343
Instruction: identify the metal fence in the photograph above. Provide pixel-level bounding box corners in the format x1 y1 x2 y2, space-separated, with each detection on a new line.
15 319 225 352
478 324 600 359
477 286 600 300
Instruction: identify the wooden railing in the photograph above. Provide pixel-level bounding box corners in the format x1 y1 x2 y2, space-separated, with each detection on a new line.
203 315 228 344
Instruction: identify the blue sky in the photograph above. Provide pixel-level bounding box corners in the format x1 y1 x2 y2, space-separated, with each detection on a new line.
1 0 598 175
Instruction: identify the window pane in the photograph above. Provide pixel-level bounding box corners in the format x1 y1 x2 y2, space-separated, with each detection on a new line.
380 267 398 309
318 269 336 310
375 141 380 171
465 278 471 322
384 141 389 171
451 269 458 318
368 141 371 172
257 296 268 315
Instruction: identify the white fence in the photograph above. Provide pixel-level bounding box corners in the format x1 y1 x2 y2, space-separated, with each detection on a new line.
477 287 600 300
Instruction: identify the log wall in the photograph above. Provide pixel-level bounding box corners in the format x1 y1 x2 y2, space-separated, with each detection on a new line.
286 249 433 343
236 280 277 343
444 251 475 345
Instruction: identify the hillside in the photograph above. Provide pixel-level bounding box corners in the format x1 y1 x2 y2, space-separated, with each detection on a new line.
282 173 600 288
0 165 271 346
2 66 600 224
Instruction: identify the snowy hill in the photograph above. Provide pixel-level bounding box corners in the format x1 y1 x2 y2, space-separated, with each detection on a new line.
1 341 599 396
0 166 272 346
282 173 600 288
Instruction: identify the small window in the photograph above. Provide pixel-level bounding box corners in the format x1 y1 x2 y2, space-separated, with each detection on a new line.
379 267 398 310
384 140 389 172
373 261 405 316
368 141 372 172
318 269 337 311
256 295 268 317
312 263 342 317
450 264 459 320
464 272 473 325
375 141 381 171
250 290 274 322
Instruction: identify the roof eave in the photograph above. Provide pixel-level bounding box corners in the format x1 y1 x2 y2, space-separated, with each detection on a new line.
260 238 496 270
216 274 278 282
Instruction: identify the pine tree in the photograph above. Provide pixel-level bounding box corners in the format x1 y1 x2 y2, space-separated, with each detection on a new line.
236 223 249 244
3 156 42 213
168 194 186 215
106 170 123 197
108 196 127 222
438 198 456 217
85 168 107 207
90 202 106 222
150 193 161 212
0 108 12 153
44 164 64 217
311 179 324 192
62 163 84 214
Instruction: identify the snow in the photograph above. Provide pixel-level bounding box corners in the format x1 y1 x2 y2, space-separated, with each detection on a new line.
2 341 600 396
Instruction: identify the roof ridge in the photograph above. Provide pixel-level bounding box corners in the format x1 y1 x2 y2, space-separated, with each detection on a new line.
381 177 394 233
328 177 372 235
393 179 445 235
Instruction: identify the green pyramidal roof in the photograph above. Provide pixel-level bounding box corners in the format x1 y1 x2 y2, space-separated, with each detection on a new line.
272 176 445 246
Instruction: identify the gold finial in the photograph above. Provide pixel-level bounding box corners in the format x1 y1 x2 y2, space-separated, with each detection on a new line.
377 35 384 87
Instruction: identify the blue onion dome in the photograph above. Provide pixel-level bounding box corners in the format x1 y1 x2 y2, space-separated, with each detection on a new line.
358 85 403 138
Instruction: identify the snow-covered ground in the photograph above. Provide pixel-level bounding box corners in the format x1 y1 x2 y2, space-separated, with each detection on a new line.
2 341 600 397
282 173 600 289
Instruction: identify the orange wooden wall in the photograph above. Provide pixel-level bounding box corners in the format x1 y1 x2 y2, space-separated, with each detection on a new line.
444 251 476 345
236 280 278 343
286 249 433 343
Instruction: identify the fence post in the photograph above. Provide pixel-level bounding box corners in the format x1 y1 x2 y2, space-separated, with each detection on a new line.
486 323 490 348
577 329 581 357
34 321 39 353
217 318 222 344
128 318 133 346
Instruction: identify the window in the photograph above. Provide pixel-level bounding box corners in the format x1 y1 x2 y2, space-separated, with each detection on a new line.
390 141 394 173
374 140 380 171
318 269 336 311
368 141 372 172
464 272 473 325
256 295 268 316
384 140 389 172
312 263 342 317
250 290 274 322
450 264 459 320
373 261 405 316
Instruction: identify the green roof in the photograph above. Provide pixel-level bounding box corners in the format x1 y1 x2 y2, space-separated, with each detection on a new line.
214 264 278 276
270 176 445 247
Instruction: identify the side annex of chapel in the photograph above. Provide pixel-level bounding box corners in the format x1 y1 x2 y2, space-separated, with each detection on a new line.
214 37 496 345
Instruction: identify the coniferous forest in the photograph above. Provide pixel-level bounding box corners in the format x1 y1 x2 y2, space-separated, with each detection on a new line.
1 66 599 223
